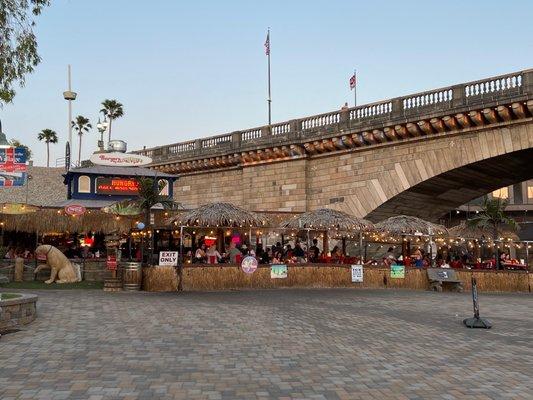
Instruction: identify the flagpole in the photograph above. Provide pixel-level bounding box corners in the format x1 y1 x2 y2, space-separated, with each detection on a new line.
354 68 357 107
267 28 272 126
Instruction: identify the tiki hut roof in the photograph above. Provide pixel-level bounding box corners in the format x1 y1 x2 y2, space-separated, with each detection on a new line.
448 221 519 240
167 202 267 227
0 208 134 234
279 208 374 232
374 215 448 236
0 166 66 207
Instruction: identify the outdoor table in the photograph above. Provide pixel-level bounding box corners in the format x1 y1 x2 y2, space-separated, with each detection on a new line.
502 262 528 271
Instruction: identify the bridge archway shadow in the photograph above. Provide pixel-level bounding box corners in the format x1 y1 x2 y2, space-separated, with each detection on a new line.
365 148 533 222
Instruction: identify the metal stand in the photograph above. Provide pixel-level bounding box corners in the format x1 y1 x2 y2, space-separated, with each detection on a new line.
463 277 492 329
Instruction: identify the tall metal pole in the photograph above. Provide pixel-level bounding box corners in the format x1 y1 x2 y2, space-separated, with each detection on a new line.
67 65 73 148
267 28 272 126
354 68 357 107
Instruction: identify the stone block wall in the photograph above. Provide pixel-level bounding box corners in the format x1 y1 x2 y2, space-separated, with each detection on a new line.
0 293 38 332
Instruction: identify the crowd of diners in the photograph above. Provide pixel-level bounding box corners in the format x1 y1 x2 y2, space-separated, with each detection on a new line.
183 236 526 270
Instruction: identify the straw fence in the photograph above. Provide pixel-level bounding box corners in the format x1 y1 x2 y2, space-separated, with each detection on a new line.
141 264 531 293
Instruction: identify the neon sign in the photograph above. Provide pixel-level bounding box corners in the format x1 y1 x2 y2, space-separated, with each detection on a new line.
96 178 139 195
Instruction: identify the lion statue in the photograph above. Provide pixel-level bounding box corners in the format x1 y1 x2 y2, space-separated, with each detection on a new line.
34 245 81 284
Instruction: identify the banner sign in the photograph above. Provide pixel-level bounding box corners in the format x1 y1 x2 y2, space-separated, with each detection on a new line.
159 251 178 266
241 256 258 274
106 255 117 270
271 264 288 279
0 147 27 187
390 264 405 279
64 204 86 216
472 277 480 319
65 142 71 172
351 264 363 282
90 152 152 167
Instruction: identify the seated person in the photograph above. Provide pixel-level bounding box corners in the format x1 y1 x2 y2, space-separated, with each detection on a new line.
206 245 221 264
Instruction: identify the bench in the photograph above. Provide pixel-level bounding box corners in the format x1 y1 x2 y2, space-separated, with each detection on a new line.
427 268 464 292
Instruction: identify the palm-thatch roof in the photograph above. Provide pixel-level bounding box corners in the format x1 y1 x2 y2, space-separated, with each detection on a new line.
448 221 519 240
167 202 267 227
0 209 135 234
374 215 447 236
279 208 374 231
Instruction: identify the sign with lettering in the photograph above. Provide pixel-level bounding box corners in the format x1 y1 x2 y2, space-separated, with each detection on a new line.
106 255 117 270
159 251 178 266
64 204 86 216
96 177 139 195
90 152 152 167
271 264 288 279
351 264 363 282
241 256 258 274
390 264 405 279
0 147 27 187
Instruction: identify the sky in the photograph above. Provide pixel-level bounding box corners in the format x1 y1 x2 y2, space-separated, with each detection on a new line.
1 0 532 166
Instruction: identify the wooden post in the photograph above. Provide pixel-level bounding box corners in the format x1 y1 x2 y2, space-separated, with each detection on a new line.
323 231 329 256
14 257 24 282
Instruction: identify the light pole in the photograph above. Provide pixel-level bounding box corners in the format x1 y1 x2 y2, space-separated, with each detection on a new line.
63 65 77 150
96 118 108 152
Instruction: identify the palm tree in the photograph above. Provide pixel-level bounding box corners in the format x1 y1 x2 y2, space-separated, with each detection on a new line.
71 115 92 165
467 196 518 270
100 99 124 143
37 129 58 167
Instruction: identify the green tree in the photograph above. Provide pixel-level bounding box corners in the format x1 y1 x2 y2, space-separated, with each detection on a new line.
9 138 32 160
467 196 518 270
37 128 58 167
71 115 92 165
0 0 51 105
100 99 124 142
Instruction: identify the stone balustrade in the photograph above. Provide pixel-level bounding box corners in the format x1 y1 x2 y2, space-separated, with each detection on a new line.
134 69 533 165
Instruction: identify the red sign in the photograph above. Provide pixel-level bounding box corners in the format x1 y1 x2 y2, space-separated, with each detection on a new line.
64 204 86 216
96 178 139 195
106 255 117 270
0 147 27 187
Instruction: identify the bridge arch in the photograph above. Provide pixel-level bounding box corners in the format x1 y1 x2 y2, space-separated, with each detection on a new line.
316 122 533 221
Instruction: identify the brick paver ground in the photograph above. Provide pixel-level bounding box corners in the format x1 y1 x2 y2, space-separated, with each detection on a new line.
1 288 532 399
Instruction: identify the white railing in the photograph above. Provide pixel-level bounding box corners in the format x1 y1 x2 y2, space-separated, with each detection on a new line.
301 112 340 130
350 101 393 120
201 134 232 148
241 129 262 141
169 141 195 154
272 122 291 135
465 73 522 97
403 89 453 110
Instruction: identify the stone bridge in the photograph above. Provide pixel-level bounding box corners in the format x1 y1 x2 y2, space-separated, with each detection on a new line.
135 69 533 221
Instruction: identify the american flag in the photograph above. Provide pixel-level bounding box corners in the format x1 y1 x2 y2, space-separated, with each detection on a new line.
349 74 356 90
264 32 270 56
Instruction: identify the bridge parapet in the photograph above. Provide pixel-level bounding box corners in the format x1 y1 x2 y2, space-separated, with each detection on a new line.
135 69 532 166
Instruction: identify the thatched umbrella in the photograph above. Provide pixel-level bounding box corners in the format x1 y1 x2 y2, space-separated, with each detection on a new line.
374 215 447 236
279 208 374 260
449 221 519 241
167 202 268 265
168 202 267 228
374 215 448 264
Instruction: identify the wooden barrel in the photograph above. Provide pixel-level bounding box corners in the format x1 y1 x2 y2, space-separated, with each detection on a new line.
122 262 142 291
103 278 122 292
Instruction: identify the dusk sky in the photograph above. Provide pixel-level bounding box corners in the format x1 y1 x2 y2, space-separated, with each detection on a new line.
2 0 532 166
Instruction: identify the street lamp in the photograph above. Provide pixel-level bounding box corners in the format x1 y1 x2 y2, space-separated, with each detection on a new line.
96 118 108 152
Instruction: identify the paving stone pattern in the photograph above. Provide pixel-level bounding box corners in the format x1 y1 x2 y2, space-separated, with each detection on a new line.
0 289 532 399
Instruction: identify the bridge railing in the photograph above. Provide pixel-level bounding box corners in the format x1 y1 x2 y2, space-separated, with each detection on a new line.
134 69 532 161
